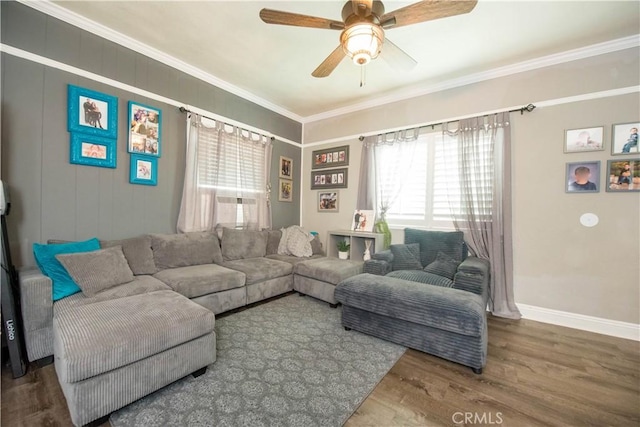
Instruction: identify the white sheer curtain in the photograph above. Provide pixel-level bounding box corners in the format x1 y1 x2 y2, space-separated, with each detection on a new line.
441 112 520 319
357 129 420 219
177 114 272 233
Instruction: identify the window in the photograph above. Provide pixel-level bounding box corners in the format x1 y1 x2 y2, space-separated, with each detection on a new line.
380 129 493 229
194 118 268 227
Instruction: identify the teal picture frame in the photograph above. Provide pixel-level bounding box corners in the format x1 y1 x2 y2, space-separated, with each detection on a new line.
68 85 118 139
70 133 116 168
128 101 162 157
129 154 158 186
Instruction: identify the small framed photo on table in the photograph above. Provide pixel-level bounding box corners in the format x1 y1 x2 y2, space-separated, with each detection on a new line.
130 154 158 186
566 161 600 193
70 133 116 168
564 126 604 153
68 85 118 139
611 122 639 155
128 101 161 157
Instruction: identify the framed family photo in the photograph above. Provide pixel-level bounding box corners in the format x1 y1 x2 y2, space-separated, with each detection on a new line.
352 209 375 232
69 133 116 168
279 156 293 179
311 168 348 190
318 191 338 212
565 161 600 193
606 159 640 192
68 85 118 139
564 126 604 153
129 154 158 186
278 179 293 202
128 101 161 157
312 146 349 169
611 122 639 155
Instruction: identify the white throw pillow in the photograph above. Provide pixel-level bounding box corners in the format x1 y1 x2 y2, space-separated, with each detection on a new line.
285 226 313 257
277 227 291 255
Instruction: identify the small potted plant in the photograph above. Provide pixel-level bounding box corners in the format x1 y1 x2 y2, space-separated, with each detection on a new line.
337 240 350 260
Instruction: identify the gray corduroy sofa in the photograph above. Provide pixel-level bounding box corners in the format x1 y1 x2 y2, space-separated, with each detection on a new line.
335 228 490 373
19 227 324 426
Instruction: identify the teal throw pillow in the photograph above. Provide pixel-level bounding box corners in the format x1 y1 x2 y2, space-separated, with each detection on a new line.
33 237 100 301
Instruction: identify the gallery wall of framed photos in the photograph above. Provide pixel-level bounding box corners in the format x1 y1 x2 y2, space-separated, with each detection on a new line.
67 85 162 186
564 121 639 193
311 145 350 213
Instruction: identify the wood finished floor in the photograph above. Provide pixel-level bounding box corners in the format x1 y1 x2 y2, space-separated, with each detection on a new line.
2 316 639 427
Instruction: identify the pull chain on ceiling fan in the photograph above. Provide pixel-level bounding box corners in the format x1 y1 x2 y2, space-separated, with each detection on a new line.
259 0 478 79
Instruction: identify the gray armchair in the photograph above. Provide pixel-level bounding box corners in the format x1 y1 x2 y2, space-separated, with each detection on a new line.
364 228 490 305
339 228 490 373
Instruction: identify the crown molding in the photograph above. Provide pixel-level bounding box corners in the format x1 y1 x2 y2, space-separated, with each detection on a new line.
19 0 304 124
302 34 640 124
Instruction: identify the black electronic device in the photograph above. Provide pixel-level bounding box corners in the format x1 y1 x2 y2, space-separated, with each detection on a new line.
1 180 27 378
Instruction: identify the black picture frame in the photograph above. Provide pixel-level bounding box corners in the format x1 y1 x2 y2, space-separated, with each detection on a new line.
312 146 349 169
311 168 348 189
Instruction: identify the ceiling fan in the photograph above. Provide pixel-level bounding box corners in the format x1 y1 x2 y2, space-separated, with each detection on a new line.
259 0 478 78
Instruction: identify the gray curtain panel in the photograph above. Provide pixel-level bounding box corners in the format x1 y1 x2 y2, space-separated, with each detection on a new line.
442 112 521 319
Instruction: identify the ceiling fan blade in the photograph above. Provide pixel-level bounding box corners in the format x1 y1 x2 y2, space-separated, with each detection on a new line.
351 0 373 17
260 9 344 30
380 0 477 29
312 46 347 78
381 38 418 71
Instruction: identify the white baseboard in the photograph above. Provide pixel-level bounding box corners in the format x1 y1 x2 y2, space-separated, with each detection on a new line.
517 304 640 341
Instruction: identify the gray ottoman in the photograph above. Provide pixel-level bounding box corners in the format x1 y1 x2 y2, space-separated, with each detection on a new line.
53 290 216 426
335 273 487 373
293 258 363 306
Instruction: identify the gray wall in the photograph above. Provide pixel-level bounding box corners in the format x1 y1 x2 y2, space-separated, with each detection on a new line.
270 140 301 229
1 2 302 267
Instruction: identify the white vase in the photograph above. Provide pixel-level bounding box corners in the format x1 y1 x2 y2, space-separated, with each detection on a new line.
338 251 349 260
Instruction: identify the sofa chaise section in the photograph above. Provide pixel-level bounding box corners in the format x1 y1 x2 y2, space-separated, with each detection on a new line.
53 290 216 426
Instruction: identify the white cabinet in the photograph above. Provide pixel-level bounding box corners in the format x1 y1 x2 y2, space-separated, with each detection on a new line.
327 230 384 260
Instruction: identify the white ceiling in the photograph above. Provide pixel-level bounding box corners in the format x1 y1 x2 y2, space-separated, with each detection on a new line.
51 1 640 120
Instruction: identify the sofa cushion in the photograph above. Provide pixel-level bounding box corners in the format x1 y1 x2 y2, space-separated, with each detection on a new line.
265 253 324 265
387 270 454 288
33 238 101 301
294 258 363 285
54 275 171 314
310 234 324 255
222 228 268 260
151 232 223 269
423 251 460 280
53 290 215 383
223 258 293 285
56 246 135 297
100 235 157 275
335 273 485 337
404 228 465 266
153 264 245 298
390 243 422 271
265 230 282 255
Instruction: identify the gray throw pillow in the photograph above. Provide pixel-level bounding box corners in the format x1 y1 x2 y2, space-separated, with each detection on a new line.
151 232 222 270
390 243 422 271
100 235 157 275
265 230 282 255
56 246 135 297
423 251 460 280
310 235 324 255
221 228 268 260
404 228 464 267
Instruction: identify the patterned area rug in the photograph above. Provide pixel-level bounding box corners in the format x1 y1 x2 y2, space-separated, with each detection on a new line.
110 294 406 427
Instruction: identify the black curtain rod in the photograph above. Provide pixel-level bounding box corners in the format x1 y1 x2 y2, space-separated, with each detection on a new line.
178 106 274 141
358 103 536 141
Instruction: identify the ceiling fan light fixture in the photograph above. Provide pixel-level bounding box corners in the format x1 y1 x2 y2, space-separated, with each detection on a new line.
341 24 384 66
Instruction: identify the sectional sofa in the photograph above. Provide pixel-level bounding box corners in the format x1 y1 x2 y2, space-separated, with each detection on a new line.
19 227 324 426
